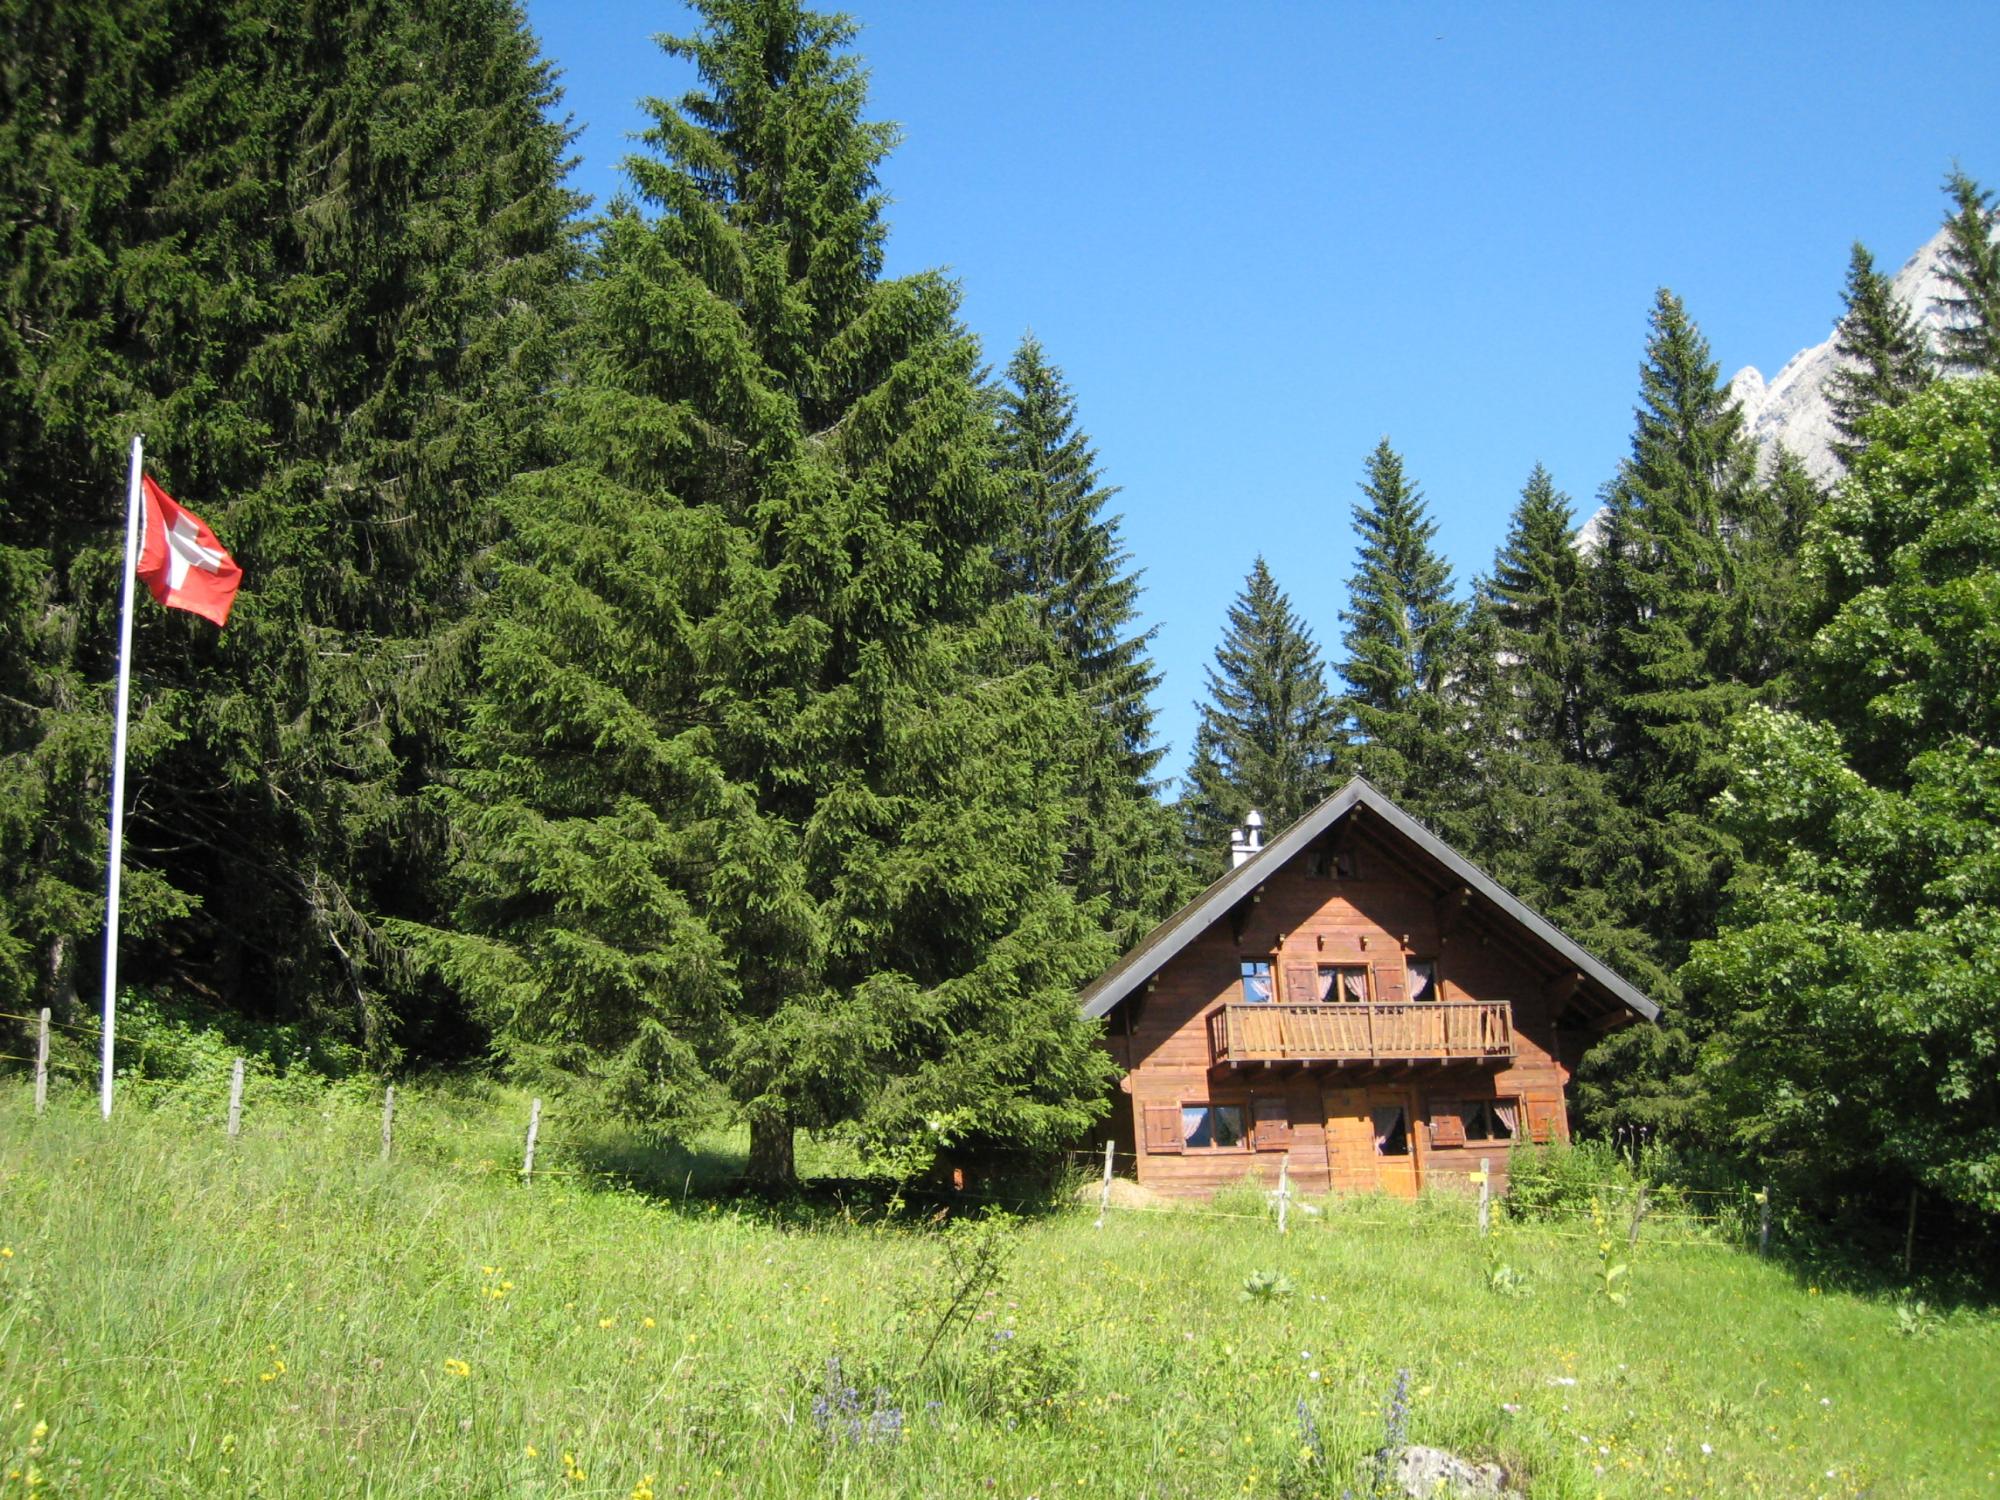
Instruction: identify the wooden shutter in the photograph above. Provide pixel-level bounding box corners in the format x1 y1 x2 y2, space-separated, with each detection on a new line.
1427 1103 1467 1148
1372 960 1406 1004
1252 1097 1293 1151
1142 1102 1184 1154
1281 963 1319 1005
1525 1096 1565 1144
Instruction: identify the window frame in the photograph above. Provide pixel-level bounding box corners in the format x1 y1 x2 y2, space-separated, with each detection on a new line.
1239 959 1273 1004
1179 1100 1251 1153
1427 1096 1520 1145
1316 963 1370 1003
1407 957 1440 1003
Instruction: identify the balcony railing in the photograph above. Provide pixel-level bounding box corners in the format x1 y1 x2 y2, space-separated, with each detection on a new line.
1208 1001 1515 1066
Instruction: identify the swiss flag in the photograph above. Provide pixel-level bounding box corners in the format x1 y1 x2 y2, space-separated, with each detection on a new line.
137 475 242 627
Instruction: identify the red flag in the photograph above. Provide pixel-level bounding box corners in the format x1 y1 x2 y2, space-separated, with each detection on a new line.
136 475 242 626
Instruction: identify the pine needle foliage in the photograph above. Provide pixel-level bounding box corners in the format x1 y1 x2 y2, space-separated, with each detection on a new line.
994 336 1188 943
0 0 578 1052
1934 170 2000 376
1593 290 1772 945
1180 558 1342 874
423 0 1118 1184
1481 465 1599 763
1824 242 1934 464
1337 438 1467 807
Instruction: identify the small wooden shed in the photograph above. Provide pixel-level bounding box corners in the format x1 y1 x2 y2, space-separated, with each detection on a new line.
1079 778 1657 1198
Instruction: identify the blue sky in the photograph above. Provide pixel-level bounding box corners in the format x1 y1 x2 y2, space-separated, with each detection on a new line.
525 0 1996 783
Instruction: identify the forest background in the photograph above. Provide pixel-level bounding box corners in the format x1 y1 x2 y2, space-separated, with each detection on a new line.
1 0 1997 1256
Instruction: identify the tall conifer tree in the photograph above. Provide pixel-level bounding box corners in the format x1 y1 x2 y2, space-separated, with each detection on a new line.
0 0 577 1050
1180 558 1342 872
1337 439 1466 806
1936 170 2000 375
995 335 1162 783
424 0 1118 1184
1479 464 1596 762
994 336 1186 941
1825 242 1934 463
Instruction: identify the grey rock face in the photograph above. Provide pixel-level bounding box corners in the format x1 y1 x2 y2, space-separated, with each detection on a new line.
1726 225 1958 486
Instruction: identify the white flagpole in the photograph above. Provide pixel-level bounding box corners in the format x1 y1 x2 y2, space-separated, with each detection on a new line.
102 434 144 1119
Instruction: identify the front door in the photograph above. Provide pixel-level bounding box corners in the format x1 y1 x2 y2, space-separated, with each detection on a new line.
1367 1086 1421 1198
1321 1084 1422 1196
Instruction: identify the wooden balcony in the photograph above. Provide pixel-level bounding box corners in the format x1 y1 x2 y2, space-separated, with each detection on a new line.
1208 1001 1515 1068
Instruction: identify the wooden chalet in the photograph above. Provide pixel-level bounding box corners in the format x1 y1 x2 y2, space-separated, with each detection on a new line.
1079 778 1657 1199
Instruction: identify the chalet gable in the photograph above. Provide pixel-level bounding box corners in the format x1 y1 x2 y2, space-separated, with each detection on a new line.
1078 777 1658 1028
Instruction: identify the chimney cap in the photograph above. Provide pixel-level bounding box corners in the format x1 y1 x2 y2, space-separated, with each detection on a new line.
1244 809 1263 829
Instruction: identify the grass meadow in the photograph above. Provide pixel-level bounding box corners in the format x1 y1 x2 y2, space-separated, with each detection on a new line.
1 1080 1995 1498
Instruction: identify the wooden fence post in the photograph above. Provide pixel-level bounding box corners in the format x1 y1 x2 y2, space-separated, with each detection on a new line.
1477 1157 1491 1237
33 1008 49 1115
1903 1188 1919 1279
1276 1154 1291 1235
522 1097 542 1185
226 1057 245 1139
1627 1184 1649 1248
380 1084 395 1162
1094 1140 1114 1229
1757 1186 1771 1256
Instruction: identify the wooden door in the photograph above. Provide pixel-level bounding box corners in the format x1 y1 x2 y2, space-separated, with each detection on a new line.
1320 1086 1376 1194
1365 1085 1421 1198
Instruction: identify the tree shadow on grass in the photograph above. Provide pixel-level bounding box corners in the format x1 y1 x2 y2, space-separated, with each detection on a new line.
563 1130 1083 1230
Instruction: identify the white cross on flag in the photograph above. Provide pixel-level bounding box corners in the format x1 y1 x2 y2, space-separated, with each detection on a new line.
136 475 242 626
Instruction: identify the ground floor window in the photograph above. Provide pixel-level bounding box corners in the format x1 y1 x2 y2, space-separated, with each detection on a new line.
1371 1104 1410 1156
1182 1102 1247 1149
1430 1097 1518 1144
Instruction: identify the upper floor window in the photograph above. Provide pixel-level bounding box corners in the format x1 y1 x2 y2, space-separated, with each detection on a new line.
1306 845 1357 879
1317 964 1369 1003
1240 960 1272 1003
1408 959 1438 1002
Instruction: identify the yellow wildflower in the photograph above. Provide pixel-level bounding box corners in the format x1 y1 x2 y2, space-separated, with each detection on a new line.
442 1358 472 1378
641 1317 656 1329
631 1476 657 1500
563 1451 587 1482
30 1422 47 1442
597 1317 615 1330
1 1247 13 1258
525 1445 538 1458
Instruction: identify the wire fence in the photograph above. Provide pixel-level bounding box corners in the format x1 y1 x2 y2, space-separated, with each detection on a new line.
13 1032 1989 1266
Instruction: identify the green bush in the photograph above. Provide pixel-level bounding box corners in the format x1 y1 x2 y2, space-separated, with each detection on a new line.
1503 1138 1634 1222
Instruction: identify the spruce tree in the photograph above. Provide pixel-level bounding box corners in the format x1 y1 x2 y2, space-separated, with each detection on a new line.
1935 170 2000 375
995 335 1163 784
1480 464 1597 762
1179 558 1342 873
0 0 576 1050
994 336 1186 942
424 0 1118 1184
1824 242 1934 462
1596 290 1768 846
1337 439 1467 805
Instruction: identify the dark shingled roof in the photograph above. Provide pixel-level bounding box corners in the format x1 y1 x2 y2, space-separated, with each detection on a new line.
1078 776 1659 1024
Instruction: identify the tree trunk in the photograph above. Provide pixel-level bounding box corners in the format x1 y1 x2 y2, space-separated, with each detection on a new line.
745 1110 796 1189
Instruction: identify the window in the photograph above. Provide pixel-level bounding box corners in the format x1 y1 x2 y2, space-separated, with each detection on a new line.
1182 1103 1247 1150
1371 1105 1410 1157
1240 960 1272 1003
1407 959 1438 1002
1306 846 1357 879
1317 964 1369 1003
1430 1098 1517 1143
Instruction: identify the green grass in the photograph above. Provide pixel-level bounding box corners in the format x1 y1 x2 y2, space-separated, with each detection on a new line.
1 1083 1996 1498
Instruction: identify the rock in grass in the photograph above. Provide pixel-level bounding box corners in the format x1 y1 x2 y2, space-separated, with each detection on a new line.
1389 1444 1522 1499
